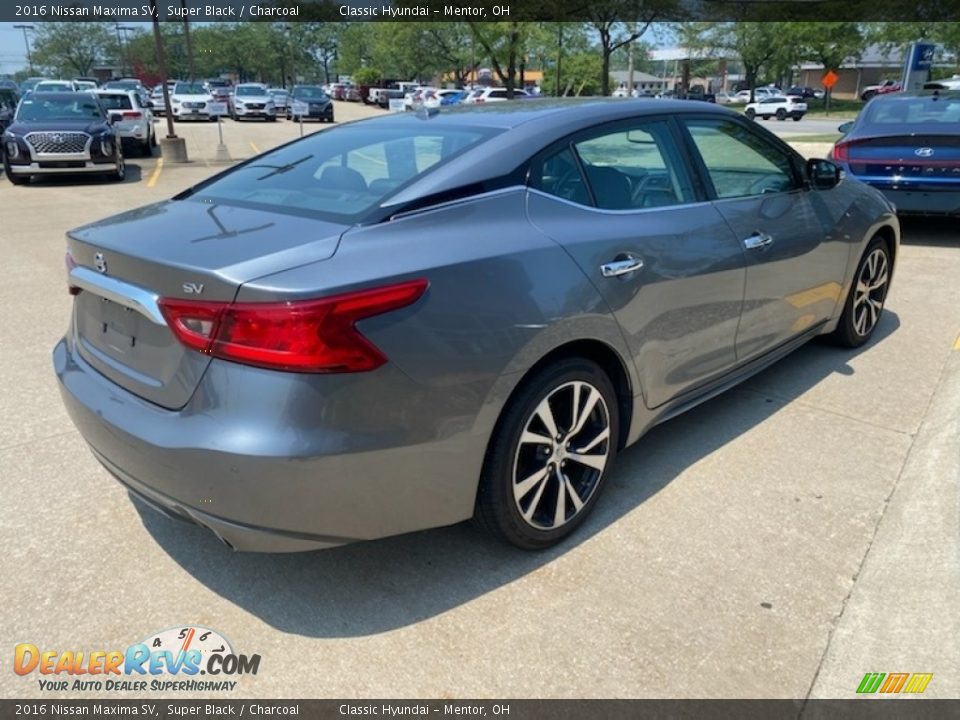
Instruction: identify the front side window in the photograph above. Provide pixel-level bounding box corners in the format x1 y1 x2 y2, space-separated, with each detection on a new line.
533 121 694 210
190 125 496 221
683 118 798 198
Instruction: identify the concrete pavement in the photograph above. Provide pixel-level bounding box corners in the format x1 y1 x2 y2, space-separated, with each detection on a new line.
0 114 958 701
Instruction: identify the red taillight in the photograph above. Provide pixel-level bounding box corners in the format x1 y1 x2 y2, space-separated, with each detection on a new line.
158 279 428 373
65 252 80 295
832 142 850 162
121 111 142 119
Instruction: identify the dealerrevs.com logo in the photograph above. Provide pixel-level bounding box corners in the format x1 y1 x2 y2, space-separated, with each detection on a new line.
14 626 261 693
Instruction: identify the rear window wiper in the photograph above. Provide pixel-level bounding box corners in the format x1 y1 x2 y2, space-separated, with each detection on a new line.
236 154 314 181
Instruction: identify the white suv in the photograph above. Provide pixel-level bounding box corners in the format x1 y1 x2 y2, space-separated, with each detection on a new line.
464 87 530 105
745 95 807 121
93 89 156 156
231 83 277 121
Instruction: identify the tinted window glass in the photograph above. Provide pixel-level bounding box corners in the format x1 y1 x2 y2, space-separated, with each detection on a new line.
863 98 960 127
532 147 590 205
684 119 798 198
97 94 133 110
236 86 265 96
191 125 496 221
573 122 694 210
16 96 103 121
175 83 206 94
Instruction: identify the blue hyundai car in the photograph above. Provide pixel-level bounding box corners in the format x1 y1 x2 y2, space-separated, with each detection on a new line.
832 91 960 215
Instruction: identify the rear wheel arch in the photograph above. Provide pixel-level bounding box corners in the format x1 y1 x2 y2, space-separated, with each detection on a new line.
496 339 635 453
873 223 897 269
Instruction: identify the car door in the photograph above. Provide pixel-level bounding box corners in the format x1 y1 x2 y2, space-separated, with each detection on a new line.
525 117 748 409
678 116 848 362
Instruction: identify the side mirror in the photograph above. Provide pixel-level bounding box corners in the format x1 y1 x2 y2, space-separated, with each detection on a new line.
107 113 118 124
807 158 841 190
145 100 154 109
838 121 854 134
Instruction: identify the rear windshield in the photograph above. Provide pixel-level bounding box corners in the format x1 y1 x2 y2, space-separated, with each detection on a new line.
16 96 103 121
38 83 73 92
105 81 138 90
188 124 497 221
863 98 960 129
97 94 134 110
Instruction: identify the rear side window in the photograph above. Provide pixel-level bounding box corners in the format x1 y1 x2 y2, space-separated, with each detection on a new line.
683 118 799 198
191 125 496 221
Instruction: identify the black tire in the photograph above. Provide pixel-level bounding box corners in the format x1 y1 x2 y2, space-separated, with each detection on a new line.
474 357 620 550
267 115 276 122
140 132 152 157
3 157 29 185
792 114 803 121
827 236 892 347
109 152 125 182
745 108 756 120
776 108 787 120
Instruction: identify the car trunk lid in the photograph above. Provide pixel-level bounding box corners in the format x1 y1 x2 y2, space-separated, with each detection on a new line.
67 199 348 409
839 134 960 188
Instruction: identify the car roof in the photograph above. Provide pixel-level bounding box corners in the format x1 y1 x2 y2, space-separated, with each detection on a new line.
869 90 960 101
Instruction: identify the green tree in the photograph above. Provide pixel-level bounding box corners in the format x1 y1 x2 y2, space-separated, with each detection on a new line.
683 22 788 101
791 22 863 109
31 22 115 77
588 1 664 95
468 21 535 97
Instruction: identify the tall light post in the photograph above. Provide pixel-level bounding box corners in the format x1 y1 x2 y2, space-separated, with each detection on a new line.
181 0 195 81
149 0 187 161
115 24 135 77
14 24 34 74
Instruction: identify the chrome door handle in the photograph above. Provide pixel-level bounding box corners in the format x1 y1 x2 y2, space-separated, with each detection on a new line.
743 232 773 250
600 255 644 278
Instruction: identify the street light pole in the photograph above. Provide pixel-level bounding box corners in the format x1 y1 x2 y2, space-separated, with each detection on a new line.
181 0 195 81
116 24 135 77
14 24 34 74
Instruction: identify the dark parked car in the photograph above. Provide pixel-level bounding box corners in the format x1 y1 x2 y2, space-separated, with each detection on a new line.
3 92 124 185
289 85 334 122
831 91 960 215
787 85 821 100
0 88 20 133
54 99 898 552
376 88 405 109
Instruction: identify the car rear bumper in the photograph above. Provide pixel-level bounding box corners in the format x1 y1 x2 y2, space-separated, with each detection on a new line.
53 335 486 552
875 187 960 215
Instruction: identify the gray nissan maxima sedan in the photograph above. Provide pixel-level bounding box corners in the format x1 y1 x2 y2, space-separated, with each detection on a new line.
54 99 899 552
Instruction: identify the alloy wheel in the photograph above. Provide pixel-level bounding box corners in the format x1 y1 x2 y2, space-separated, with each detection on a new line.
512 381 611 530
853 247 889 336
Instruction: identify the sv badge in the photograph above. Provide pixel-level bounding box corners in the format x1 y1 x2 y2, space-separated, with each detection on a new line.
182 282 205 294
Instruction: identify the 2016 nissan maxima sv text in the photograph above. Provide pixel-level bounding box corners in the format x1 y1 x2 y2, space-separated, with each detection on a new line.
54 99 900 552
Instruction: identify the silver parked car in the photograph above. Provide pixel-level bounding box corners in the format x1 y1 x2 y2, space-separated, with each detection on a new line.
230 83 277 121
54 100 899 552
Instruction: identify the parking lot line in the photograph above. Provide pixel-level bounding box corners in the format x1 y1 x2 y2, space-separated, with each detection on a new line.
954 333 960 350
146 158 164 188
250 141 260 155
